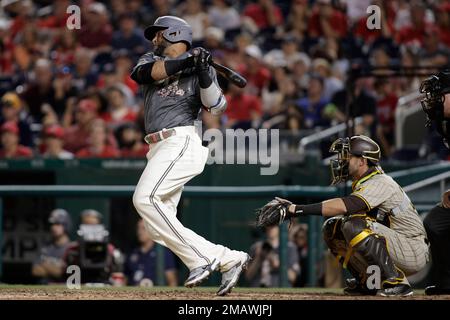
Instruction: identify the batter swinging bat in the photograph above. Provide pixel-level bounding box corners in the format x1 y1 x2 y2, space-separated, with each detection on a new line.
209 60 247 88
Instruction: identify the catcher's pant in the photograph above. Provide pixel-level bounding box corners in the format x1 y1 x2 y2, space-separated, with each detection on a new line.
133 125 241 272
324 215 429 280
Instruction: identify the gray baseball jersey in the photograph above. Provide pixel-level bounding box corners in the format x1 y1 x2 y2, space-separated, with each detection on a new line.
132 52 219 134
351 170 427 238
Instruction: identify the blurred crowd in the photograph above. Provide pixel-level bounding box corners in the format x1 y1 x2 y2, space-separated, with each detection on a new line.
33 207 310 287
0 0 450 160
33 208 178 286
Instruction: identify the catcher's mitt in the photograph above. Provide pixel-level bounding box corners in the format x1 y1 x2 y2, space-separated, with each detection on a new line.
255 197 293 227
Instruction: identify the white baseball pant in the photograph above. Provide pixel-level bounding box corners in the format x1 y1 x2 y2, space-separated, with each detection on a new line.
133 125 242 272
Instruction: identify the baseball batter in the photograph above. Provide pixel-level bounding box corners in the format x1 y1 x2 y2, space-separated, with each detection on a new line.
130 16 249 296
257 135 429 296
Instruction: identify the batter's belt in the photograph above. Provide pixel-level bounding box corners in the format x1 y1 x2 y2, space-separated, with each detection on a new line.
144 128 176 144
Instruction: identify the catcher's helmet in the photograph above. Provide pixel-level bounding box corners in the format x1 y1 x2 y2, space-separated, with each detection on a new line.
144 16 192 49
329 135 381 185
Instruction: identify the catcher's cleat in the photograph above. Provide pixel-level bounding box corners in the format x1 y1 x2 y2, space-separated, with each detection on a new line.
343 278 377 296
377 283 413 297
216 253 251 296
184 259 220 288
425 286 450 295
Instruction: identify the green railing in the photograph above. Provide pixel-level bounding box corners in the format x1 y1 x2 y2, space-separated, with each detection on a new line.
0 185 342 286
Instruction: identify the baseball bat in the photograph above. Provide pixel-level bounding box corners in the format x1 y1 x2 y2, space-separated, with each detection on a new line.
210 60 247 88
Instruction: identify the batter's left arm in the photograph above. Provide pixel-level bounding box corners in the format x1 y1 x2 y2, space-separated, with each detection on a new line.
196 49 227 115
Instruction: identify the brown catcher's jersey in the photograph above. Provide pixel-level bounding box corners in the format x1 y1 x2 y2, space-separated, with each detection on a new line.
351 168 427 238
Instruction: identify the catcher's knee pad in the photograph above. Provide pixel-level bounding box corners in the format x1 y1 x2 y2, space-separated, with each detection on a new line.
322 216 348 258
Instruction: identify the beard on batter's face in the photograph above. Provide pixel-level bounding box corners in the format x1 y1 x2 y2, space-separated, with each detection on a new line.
153 37 172 56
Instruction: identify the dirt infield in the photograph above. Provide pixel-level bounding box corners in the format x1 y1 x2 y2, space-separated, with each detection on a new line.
0 286 449 300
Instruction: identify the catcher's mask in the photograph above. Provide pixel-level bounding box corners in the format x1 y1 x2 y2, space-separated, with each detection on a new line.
420 71 450 126
329 135 381 185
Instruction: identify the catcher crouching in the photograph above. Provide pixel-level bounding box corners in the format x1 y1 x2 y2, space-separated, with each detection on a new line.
256 135 429 296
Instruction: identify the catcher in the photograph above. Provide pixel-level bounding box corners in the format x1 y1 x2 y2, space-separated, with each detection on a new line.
256 135 429 296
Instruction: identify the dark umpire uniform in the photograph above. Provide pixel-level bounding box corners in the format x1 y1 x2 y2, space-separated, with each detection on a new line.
420 70 450 295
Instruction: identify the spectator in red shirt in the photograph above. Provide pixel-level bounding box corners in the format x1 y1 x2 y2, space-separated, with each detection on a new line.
238 45 271 96
77 2 113 52
242 0 283 32
0 121 33 159
396 1 433 45
38 0 71 29
374 79 398 157
76 119 120 158
308 0 347 40
102 86 137 131
41 124 74 160
116 123 148 158
225 84 262 129
64 99 100 153
353 0 394 44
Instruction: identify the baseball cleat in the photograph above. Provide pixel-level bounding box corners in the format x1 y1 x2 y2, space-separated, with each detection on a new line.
377 284 413 297
216 253 251 296
184 259 219 288
425 286 450 295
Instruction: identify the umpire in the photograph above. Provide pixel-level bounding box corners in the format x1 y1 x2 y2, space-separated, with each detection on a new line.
420 70 450 295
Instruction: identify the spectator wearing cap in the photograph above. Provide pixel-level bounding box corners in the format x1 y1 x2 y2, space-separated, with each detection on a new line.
308 0 347 40
76 119 120 158
204 27 225 52
77 2 113 51
242 0 284 33
296 75 330 129
208 0 241 34
64 99 100 153
41 124 74 159
102 86 137 131
0 121 33 158
116 123 148 158
111 13 147 59
0 92 32 147
124 219 178 287
238 45 271 96
31 208 72 284
225 83 262 130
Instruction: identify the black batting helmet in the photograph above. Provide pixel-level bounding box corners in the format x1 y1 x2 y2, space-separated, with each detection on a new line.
144 16 193 49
